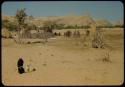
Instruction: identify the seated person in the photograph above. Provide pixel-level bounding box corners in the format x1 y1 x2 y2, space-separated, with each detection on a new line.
17 58 25 74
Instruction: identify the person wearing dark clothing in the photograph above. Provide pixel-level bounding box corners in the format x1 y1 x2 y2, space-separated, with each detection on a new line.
18 67 25 74
17 58 25 74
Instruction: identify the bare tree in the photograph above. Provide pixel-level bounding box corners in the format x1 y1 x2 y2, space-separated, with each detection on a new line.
42 20 56 42
15 8 27 44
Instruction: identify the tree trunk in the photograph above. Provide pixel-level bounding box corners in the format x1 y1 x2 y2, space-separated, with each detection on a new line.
17 30 21 44
44 31 48 42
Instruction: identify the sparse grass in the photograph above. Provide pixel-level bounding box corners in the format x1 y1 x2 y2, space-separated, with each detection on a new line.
103 29 123 50
48 28 123 52
2 28 123 51
47 36 90 51
95 50 112 63
2 28 124 85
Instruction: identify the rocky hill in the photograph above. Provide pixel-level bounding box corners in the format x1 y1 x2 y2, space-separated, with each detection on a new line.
2 15 122 27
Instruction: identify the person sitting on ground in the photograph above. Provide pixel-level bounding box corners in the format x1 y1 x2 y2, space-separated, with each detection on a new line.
17 58 25 74
25 64 36 73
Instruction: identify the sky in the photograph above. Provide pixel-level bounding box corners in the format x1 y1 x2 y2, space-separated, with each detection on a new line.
2 1 124 22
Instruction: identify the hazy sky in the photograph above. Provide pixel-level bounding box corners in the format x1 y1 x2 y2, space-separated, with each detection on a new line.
2 1 124 22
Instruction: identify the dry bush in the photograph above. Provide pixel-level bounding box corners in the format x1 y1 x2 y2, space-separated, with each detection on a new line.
92 28 105 48
2 28 12 38
102 52 111 63
96 51 112 63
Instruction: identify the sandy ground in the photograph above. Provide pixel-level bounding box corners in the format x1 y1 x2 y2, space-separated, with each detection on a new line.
2 28 124 86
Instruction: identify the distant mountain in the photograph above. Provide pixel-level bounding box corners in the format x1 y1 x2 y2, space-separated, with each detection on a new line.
57 15 95 26
2 15 15 22
30 15 96 26
2 15 123 27
111 20 124 26
95 19 112 26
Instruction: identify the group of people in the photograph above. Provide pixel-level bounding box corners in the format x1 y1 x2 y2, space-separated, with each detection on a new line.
17 58 36 74
54 32 61 36
64 30 81 38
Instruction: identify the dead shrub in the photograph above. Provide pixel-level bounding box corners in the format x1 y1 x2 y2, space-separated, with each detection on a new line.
102 52 111 63
92 28 105 48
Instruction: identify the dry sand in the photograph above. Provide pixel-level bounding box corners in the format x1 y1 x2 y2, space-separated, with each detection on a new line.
2 28 124 86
